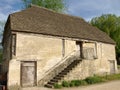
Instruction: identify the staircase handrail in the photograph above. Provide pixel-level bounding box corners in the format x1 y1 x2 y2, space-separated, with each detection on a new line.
45 50 77 73
38 50 79 85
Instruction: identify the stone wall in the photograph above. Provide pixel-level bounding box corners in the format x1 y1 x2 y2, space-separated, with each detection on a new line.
8 59 21 87
8 32 77 88
38 53 78 86
63 42 117 81
7 32 117 89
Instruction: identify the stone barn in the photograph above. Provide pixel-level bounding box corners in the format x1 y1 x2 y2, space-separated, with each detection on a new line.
2 5 117 89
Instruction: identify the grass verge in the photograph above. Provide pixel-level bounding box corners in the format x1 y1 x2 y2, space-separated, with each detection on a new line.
54 74 120 89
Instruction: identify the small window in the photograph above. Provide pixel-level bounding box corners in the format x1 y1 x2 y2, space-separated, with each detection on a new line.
12 34 16 55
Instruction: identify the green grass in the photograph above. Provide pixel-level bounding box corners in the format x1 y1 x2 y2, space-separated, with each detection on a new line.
85 75 104 84
54 73 120 89
70 80 87 86
117 65 120 69
101 73 120 81
62 81 70 87
54 83 62 89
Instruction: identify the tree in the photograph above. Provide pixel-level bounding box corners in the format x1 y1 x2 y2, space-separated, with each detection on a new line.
0 20 5 63
22 0 66 13
90 14 120 64
0 21 5 40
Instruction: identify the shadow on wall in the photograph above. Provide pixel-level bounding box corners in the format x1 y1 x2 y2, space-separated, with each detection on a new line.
117 58 120 65
0 72 7 90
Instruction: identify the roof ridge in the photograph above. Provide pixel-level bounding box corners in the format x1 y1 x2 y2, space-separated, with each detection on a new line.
29 4 85 21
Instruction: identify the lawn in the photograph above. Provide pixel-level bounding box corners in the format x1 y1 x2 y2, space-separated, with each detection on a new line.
54 74 120 89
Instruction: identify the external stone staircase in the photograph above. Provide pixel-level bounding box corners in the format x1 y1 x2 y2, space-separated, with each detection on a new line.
45 59 81 88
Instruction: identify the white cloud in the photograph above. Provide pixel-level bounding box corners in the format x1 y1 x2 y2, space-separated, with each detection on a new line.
0 4 12 21
0 0 23 21
67 0 120 20
0 13 8 21
0 5 12 11
0 0 120 21
3 0 22 5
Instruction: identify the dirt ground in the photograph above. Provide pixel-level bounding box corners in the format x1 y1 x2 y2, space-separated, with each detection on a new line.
21 80 120 90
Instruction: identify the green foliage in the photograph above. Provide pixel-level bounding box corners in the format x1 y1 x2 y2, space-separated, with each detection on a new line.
90 14 120 63
59 80 87 88
70 80 87 86
117 65 120 69
54 74 120 89
69 80 75 87
0 53 2 63
22 0 66 13
0 49 3 63
0 21 4 63
71 80 80 86
101 74 120 81
62 81 70 87
54 83 62 89
78 80 88 85
0 21 5 42
85 76 103 84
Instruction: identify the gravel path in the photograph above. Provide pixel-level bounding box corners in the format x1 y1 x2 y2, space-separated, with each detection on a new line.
21 80 120 90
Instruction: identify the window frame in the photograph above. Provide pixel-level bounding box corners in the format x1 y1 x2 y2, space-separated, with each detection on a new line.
11 34 16 57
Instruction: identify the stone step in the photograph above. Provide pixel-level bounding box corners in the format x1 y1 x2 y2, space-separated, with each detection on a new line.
45 60 81 88
56 74 64 77
64 67 73 71
48 81 55 85
62 69 70 73
44 84 53 88
54 76 61 80
50 79 59 82
59 71 68 75
67 63 78 67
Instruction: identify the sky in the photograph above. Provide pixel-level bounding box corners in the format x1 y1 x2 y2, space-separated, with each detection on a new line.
0 0 120 22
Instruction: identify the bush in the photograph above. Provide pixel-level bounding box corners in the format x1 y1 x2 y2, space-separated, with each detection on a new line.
117 65 120 69
85 76 103 84
0 51 2 63
72 80 80 86
79 80 88 85
102 74 120 80
62 81 70 87
54 74 120 89
69 81 75 87
54 83 62 89
70 80 87 87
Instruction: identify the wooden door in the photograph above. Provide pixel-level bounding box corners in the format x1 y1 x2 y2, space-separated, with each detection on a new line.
21 61 36 87
109 61 115 74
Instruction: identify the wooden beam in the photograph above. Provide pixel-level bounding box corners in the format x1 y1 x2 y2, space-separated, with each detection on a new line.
79 41 84 59
62 39 65 57
76 41 84 59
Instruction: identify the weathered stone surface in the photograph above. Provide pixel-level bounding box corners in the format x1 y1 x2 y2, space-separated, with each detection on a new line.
63 43 117 81
4 32 117 88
